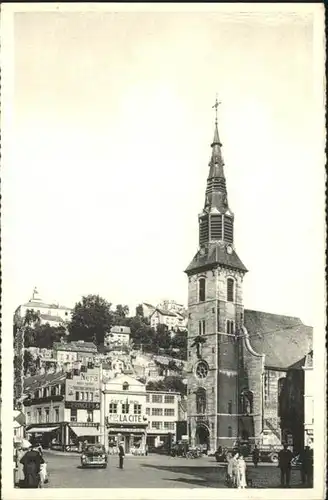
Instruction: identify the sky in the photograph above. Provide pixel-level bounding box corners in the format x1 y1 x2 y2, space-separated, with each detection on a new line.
4 6 325 326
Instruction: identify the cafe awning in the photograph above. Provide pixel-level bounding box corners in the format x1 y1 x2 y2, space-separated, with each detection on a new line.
70 426 99 437
27 426 59 433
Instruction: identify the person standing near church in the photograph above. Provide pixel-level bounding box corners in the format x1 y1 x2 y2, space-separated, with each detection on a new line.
118 442 125 469
278 444 293 487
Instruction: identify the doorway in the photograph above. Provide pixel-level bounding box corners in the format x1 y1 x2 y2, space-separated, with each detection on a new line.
195 424 210 450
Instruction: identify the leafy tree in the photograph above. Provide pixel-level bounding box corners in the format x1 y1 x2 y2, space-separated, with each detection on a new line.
135 304 144 317
68 295 114 345
23 350 38 376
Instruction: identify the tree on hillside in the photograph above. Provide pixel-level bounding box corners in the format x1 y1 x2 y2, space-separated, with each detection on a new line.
135 304 144 317
125 316 154 352
68 294 114 345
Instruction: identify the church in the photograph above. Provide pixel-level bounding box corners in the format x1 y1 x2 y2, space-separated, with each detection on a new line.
184 100 312 454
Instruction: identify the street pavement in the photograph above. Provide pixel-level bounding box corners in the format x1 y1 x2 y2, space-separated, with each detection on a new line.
39 451 309 489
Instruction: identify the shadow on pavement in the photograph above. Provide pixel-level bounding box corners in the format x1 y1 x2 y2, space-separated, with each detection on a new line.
141 463 225 487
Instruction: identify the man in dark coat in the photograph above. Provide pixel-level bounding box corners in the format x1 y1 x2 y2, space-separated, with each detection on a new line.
20 446 44 488
299 446 313 486
252 445 260 467
278 444 293 487
118 442 125 469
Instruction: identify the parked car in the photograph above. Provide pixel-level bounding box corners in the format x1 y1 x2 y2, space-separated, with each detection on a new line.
81 444 108 468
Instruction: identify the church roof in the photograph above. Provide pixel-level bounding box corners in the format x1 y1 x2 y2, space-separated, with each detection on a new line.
244 309 313 370
185 244 248 274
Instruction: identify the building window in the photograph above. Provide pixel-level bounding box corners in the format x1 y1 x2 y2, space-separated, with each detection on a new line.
198 278 206 302
228 426 232 437
164 408 175 417
122 404 129 414
37 408 42 423
123 382 129 391
227 320 234 335
70 408 77 422
227 278 234 302
164 395 175 404
152 394 163 404
198 320 206 335
196 387 207 415
90 393 94 402
134 404 142 415
152 421 162 430
195 361 209 379
87 410 93 423
164 422 175 430
26 412 30 424
85 392 89 401
109 403 118 414
146 394 150 403
54 407 59 422
152 408 163 416
240 390 253 415
228 401 232 414
146 408 150 416
45 408 50 423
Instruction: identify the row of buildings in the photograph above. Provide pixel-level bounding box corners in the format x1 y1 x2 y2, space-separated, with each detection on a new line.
15 289 188 333
20 365 186 454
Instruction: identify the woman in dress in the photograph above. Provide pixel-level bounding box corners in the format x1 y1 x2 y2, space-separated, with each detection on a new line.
231 453 239 488
236 454 247 489
225 452 233 487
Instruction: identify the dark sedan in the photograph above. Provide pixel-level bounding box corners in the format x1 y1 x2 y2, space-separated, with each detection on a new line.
81 444 108 468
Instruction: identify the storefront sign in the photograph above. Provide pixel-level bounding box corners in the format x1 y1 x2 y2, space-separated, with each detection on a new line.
65 401 100 410
106 414 147 424
109 399 139 405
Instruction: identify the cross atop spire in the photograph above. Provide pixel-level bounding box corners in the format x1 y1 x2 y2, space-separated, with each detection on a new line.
212 94 221 125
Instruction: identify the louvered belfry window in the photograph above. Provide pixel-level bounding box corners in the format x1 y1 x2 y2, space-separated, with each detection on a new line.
199 217 209 245
210 214 222 240
227 278 234 302
224 216 234 243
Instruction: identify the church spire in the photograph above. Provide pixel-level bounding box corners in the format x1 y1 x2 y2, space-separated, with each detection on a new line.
185 98 247 274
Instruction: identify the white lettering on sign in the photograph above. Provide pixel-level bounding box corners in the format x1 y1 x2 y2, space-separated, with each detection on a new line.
109 399 139 405
107 414 147 424
80 373 99 383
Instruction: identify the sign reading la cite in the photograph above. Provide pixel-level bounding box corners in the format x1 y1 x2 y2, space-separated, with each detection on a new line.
106 414 148 425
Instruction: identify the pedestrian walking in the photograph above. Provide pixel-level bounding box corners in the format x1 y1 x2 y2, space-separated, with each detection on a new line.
278 444 293 488
20 445 44 488
252 445 260 467
236 454 247 489
118 442 125 469
299 446 313 487
145 444 148 456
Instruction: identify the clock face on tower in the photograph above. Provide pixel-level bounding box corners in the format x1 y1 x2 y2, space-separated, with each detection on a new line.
226 244 233 255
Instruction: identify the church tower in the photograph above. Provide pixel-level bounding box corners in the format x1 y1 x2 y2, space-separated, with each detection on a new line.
185 99 248 452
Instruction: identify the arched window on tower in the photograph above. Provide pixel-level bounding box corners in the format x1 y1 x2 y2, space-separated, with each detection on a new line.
227 278 234 302
199 278 206 302
196 387 207 415
122 382 129 391
240 390 253 415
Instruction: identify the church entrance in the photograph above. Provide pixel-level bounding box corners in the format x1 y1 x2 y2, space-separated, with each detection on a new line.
195 424 210 452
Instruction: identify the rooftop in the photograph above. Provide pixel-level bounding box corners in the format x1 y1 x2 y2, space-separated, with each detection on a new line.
24 371 66 392
244 309 313 370
53 341 98 353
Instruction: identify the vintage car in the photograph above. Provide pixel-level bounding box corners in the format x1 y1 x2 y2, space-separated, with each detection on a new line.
81 444 108 468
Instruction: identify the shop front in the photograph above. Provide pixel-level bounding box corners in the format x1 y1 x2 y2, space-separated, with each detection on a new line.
106 414 148 454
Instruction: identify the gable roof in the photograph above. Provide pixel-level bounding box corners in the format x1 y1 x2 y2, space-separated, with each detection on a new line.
151 308 177 318
244 309 313 370
24 372 66 392
185 244 247 274
105 373 145 387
